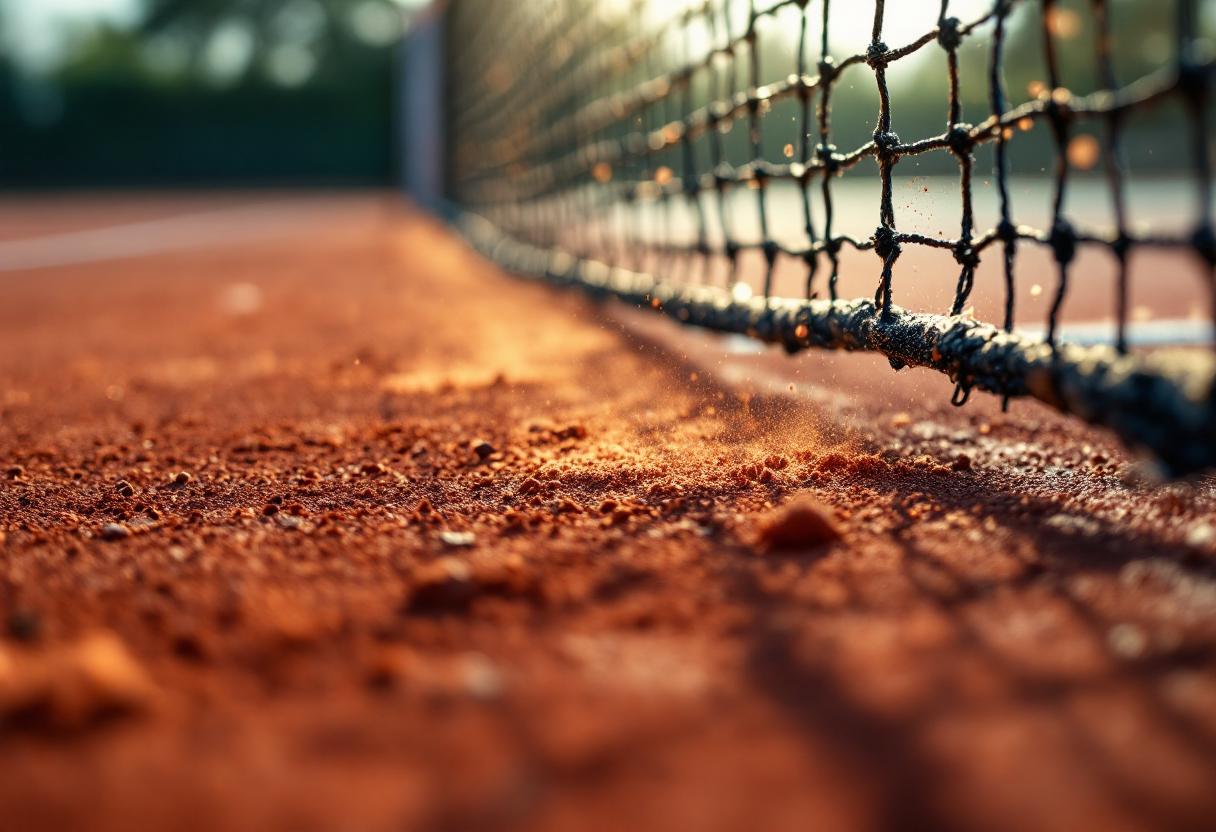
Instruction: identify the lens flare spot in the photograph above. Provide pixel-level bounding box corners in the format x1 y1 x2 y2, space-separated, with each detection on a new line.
1067 134 1100 170
1046 7 1082 39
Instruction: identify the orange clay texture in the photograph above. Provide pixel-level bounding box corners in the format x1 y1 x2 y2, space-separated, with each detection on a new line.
0 194 1215 832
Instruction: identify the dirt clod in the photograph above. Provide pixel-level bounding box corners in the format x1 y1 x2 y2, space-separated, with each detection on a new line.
99 523 131 541
0 632 154 732
554 498 582 514
756 498 842 551
471 439 496 459
406 558 476 611
8 611 42 643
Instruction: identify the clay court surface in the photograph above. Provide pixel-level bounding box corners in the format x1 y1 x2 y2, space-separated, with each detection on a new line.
2 192 1216 831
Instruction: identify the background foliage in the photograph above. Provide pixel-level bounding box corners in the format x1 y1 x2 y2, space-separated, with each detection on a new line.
0 0 412 187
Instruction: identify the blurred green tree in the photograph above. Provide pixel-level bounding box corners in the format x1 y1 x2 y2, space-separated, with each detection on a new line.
0 0 414 188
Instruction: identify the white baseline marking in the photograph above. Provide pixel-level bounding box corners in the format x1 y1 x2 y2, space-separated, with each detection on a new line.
0 200 339 272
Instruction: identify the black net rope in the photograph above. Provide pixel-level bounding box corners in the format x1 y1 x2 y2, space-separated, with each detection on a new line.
440 0 1216 475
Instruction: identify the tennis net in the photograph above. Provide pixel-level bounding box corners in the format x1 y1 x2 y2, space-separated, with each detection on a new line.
434 0 1216 476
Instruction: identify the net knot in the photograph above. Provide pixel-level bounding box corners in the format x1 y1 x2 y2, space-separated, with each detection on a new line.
873 130 901 164
1191 224 1216 267
816 143 838 174
713 163 732 192
997 219 1018 244
763 240 780 267
866 42 889 70
873 225 901 262
937 17 962 52
946 123 974 157
1044 92 1073 134
953 240 979 269
1049 218 1077 265
817 57 836 83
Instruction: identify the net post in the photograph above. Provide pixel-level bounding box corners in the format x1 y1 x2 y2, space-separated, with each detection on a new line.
399 3 445 207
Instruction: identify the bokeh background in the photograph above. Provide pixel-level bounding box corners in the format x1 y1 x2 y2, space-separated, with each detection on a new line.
0 0 1212 189
0 0 427 187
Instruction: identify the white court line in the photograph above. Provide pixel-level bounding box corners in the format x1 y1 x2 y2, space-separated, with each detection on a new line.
0 200 340 272
1016 319 1215 347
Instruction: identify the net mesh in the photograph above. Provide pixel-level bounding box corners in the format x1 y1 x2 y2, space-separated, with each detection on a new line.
439 0 1216 473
